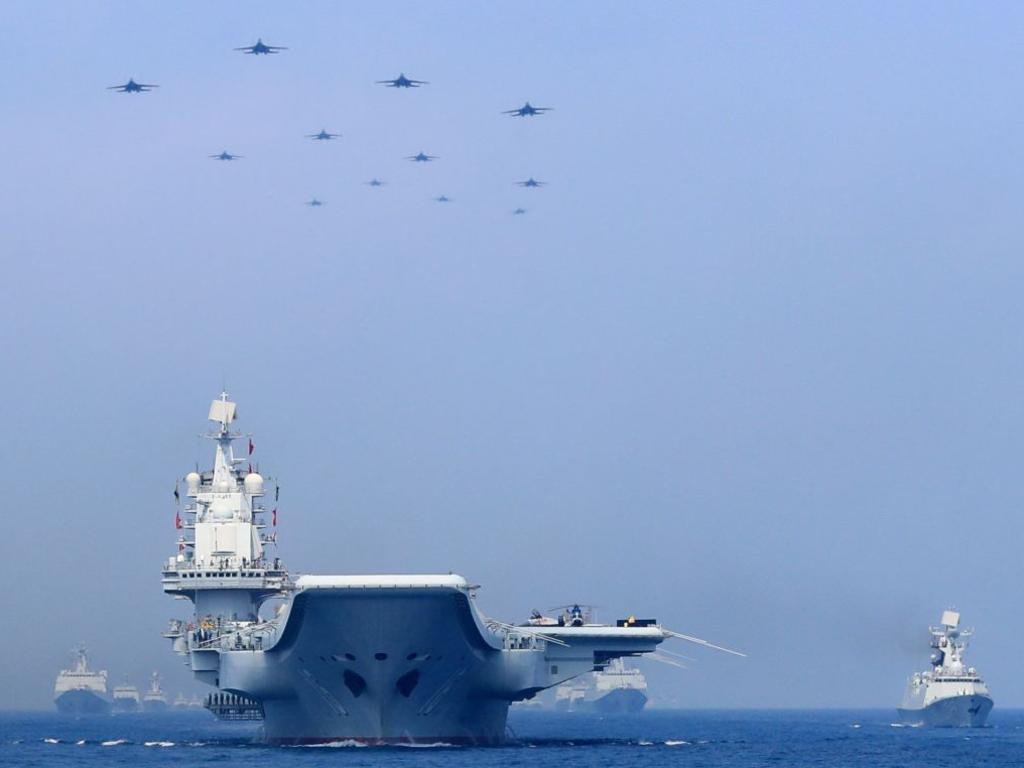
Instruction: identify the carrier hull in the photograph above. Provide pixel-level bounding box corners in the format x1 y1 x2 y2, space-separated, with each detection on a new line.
897 694 993 727
195 582 663 744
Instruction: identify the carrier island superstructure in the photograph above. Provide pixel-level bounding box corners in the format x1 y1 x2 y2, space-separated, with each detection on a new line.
897 610 993 727
162 394 742 744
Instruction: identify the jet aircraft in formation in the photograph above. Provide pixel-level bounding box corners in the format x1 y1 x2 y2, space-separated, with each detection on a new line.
503 101 551 117
108 79 158 93
376 73 428 88
306 129 340 141
235 39 287 55
105 40 553 213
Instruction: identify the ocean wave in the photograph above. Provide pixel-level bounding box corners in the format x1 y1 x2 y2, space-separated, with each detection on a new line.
144 741 176 747
638 740 654 746
101 739 128 746
395 742 460 748
43 738 60 744
288 740 368 748
664 740 690 746
75 740 86 745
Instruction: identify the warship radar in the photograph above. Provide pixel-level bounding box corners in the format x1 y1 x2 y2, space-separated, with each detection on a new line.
897 610 993 727
161 393 743 744
54 647 110 715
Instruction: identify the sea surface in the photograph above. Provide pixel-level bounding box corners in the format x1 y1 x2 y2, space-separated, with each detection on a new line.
3 708 1023 767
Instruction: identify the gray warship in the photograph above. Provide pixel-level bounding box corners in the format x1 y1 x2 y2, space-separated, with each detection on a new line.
897 610 993 727
54 647 110 715
161 393 742 744
554 657 648 712
142 672 169 712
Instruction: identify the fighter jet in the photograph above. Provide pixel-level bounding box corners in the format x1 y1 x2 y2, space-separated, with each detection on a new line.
364 178 386 187
235 38 287 55
107 79 158 93
503 102 551 117
516 177 546 188
306 129 340 141
512 208 527 215
376 73 428 88
306 198 325 207
406 152 437 162
209 151 242 161
434 195 451 203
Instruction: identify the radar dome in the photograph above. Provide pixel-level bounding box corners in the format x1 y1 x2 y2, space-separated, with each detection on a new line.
185 472 201 496
244 472 265 496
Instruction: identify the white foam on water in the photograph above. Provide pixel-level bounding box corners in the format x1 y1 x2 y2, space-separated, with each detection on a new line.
75 740 86 746
395 742 459 748
289 740 368 748
638 740 654 746
664 740 691 746
144 741 176 747
850 724 862 729
43 738 60 744
101 739 128 746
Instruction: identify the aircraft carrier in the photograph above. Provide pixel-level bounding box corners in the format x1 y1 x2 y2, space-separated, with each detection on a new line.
161 393 740 744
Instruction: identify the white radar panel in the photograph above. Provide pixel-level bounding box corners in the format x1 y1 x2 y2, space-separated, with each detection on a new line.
941 610 960 628
209 398 237 425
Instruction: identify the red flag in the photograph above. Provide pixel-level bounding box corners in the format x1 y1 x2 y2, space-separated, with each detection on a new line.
272 508 277 527
248 438 254 456
175 511 183 530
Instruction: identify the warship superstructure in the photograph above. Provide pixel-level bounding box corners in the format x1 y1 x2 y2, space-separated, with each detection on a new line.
554 657 648 712
897 610 993 727
54 647 110 715
161 393 742 744
142 672 169 712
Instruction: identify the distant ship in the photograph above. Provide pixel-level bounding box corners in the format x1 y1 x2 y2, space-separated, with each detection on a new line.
158 394 740 744
897 610 993 727
142 672 169 712
554 658 648 712
54 646 110 715
173 692 205 709
112 680 141 713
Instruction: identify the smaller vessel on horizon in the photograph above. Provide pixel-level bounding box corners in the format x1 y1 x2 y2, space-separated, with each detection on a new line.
554 657 649 713
897 610 993 727
112 679 141 713
54 646 110 716
142 672 169 712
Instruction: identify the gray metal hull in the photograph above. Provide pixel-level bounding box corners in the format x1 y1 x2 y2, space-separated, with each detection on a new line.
897 694 993 727
54 689 111 716
199 585 662 743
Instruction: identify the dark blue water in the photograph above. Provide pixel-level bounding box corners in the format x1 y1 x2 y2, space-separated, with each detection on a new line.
4 709 1023 767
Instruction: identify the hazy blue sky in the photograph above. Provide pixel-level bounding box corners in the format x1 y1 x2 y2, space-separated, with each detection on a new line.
3 1 1024 710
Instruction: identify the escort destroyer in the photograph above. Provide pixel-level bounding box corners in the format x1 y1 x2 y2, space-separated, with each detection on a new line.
161 393 743 743
897 610 993 727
